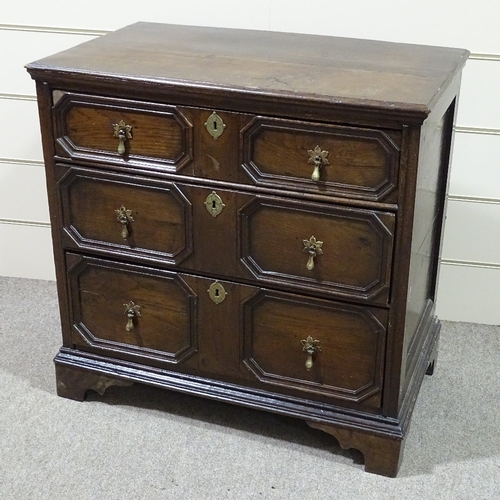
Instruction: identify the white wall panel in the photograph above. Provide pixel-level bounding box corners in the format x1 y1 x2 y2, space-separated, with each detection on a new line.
0 98 43 161
0 30 96 96
2 1 271 32
0 163 49 222
436 263 500 325
441 200 500 264
0 223 55 280
269 0 500 54
456 59 500 129
5 1 500 54
450 132 500 199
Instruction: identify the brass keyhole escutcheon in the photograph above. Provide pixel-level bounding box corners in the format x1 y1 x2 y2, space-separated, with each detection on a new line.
207 281 227 304
204 191 225 217
204 112 226 140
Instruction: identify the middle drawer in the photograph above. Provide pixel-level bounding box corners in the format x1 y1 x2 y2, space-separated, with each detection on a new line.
57 165 395 305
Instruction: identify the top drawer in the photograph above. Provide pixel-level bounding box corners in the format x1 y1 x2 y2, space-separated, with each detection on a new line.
241 117 401 203
53 92 193 172
52 92 401 204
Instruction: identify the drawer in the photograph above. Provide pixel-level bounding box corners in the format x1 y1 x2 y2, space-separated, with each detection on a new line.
241 117 401 203
58 168 395 304
53 92 193 172
239 196 395 304
243 289 387 408
67 253 385 408
58 165 193 265
67 254 198 367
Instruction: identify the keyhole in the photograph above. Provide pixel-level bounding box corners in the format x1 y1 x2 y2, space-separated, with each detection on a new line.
213 120 217 131
212 200 216 209
208 281 227 304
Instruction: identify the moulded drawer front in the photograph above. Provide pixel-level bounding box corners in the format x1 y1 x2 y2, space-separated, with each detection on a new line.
58 166 193 266
67 254 198 366
239 196 395 304
243 289 387 407
52 92 193 172
241 117 401 203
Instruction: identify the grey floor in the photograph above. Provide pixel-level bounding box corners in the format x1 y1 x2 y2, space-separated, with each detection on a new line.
0 276 499 500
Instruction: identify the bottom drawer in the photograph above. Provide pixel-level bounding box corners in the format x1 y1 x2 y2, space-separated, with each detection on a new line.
66 253 387 408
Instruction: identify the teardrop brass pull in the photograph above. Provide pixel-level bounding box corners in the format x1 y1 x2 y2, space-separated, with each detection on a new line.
307 145 329 182
301 335 321 370
115 206 134 239
113 120 132 155
303 236 323 271
124 301 141 332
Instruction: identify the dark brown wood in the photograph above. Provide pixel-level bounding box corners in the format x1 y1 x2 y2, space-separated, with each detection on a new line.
58 165 193 265
184 107 252 184
241 117 400 203
306 421 405 477
67 254 198 367
34 82 74 350
243 289 387 407
26 22 468 120
53 92 194 173
239 195 395 304
55 363 133 401
56 167 395 305
27 23 468 477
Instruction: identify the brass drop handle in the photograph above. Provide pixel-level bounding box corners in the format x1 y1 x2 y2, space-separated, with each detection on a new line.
115 206 134 239
113 120 132 155
124 301 141 332
303 236 323 271
301 335 321 370
307 145 329 182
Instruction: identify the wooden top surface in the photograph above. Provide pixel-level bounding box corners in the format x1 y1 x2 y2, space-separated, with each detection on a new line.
27 22 468 117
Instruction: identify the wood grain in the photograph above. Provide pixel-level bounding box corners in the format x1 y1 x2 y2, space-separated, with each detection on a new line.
243 290 387 406
242 117 400 202
27 22 469 118
240 196 395 304
53 92 194 172
59 166 192 264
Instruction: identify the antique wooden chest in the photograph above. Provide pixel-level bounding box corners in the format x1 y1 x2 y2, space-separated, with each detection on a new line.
27 22 468 476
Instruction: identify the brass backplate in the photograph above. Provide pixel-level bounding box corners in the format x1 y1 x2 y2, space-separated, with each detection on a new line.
204 191 225 217
204 112 226 140
207 281 227 304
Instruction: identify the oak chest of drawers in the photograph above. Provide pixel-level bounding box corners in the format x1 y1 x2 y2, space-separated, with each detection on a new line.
27 22 468 477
